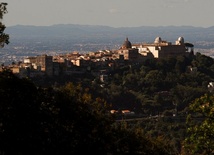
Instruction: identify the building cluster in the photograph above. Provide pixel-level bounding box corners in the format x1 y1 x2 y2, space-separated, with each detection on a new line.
0 37 194 79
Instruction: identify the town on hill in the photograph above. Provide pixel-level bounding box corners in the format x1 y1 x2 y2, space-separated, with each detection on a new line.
1 2 214 154
1 36 194 80
1 34 214 154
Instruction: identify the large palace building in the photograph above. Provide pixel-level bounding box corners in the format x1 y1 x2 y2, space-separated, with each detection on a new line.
117 37 140 61
130 36 194 59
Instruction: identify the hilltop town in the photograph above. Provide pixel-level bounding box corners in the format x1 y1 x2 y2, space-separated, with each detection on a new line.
2 1 214 154
1 36 194 82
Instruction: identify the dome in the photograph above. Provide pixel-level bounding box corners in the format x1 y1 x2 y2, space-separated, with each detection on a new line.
122 37 132 49
178 37 184 44
154 37 162 44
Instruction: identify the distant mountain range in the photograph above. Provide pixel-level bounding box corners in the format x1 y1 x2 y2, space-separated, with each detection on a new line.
4 24 214 51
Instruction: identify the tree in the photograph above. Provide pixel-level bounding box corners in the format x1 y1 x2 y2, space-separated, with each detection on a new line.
183 93 214 155
0 70 45 154
0 2 9 47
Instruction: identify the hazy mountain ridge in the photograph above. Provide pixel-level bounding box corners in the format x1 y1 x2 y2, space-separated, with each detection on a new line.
5 24 214 45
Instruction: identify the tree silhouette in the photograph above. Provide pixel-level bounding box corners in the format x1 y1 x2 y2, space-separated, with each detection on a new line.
0 2 9 47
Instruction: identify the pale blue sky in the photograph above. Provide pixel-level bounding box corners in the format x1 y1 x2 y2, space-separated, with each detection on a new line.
3 0 214 27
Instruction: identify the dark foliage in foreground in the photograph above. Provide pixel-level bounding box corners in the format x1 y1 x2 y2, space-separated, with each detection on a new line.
0 70 177 155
